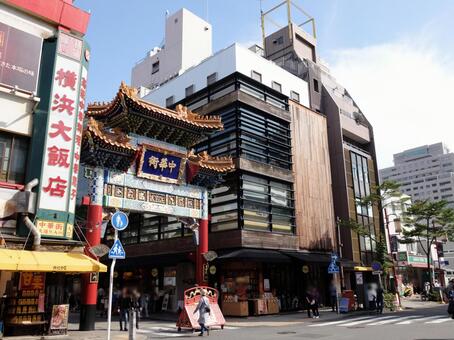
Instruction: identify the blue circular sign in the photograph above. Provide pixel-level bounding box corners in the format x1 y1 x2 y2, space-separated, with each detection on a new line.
111 211 129 231
371 261 382 271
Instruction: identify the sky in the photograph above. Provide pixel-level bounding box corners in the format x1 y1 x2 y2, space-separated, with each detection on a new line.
76 0 454 168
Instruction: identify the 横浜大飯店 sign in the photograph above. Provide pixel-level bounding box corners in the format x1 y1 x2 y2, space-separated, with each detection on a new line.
137 144 186 184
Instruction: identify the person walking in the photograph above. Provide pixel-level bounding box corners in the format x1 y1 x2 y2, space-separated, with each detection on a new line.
194 289 211 336
131 290 142 329
376 285 384 315
311 287 320 318
329 280 337 312
118 288 131 331
305 287 313 318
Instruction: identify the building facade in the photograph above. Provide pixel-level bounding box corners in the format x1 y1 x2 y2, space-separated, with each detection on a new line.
134 9 337 315
0 0 107 336
380 142 454 284
261 9 383 305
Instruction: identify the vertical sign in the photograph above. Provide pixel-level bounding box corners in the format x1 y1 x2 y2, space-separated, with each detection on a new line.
36 31 88 239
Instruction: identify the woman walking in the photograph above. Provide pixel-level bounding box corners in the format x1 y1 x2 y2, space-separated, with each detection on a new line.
194 289 211 336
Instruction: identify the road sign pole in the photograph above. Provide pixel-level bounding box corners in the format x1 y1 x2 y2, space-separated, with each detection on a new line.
107 229 118 340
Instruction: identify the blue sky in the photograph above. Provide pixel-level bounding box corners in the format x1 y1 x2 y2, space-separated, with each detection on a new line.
76 0 454 167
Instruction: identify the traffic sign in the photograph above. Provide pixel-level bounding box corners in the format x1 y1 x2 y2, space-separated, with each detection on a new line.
108 239 126 259
331 252 339 262
371 261 382 272
373 270 383 275
328 263 340 274
111 211 129 231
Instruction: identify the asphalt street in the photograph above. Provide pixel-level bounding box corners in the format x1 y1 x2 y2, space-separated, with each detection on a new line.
136 306 454 340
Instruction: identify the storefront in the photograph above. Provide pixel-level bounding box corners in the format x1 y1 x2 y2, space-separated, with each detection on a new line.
211 249 333 316
0 249 106 336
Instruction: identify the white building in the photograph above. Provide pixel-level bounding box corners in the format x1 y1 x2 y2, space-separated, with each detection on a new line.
380 143 454 207
131 8 212 92
142 43 310 108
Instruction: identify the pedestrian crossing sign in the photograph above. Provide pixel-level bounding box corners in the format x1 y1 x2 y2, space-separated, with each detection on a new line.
328 262 339 274
108 239 126 259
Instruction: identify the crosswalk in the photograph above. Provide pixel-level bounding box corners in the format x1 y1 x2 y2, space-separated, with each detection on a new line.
136 325 239 337
309 314 453 328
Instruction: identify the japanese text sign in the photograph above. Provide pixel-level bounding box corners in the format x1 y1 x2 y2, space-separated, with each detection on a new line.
0 22 42 93
137 145 186 184
19 272 46 291
37 31 88 238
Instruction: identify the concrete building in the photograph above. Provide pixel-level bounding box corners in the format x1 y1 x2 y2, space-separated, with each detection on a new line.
129 8 338 314
0 0 106 335
131 8 212 92
261 2 383 302
380 142 454 284
380 143 454 206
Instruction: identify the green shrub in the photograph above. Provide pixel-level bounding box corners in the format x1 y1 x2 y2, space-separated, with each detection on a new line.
384 292 397 311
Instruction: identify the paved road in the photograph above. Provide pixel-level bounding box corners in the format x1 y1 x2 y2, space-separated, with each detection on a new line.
8 305 452 339
133 306 453 340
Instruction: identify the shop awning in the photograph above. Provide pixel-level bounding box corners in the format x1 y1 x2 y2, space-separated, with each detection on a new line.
280 251 332 263
217 249 291 263
0 249 107 273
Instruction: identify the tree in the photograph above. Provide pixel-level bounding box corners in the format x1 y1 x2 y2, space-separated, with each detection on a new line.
400 199 454 290
340 181 406 275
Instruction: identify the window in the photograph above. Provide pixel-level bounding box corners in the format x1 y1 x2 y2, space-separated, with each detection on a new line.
350 151 376 264
290 91 300 102
210 176 239 232
271 81 282 93
241 174 294 233
185 85 195 97
313 79 319 93
207 73 218 86
274 36 284 45
251 70 262 83
165 96 174 107
0 132 28 184
151 61 159 74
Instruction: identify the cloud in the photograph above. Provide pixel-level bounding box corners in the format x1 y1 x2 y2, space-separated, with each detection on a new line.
328 40 454 169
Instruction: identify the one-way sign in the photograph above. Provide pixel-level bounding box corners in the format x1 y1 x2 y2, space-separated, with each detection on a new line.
108 239 126 259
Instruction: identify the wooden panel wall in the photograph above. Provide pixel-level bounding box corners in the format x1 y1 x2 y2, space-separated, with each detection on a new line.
290 102 336 251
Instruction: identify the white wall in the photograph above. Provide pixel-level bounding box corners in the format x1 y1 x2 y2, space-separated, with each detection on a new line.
144 44 310 108
131 8 212 89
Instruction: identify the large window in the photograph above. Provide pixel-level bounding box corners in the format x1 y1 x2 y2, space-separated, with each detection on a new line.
241 173 294 234
195 105 292 169
120 213 190 244
350 151 375 264
180 73 289 112
210 176 239 232
0 132 29 184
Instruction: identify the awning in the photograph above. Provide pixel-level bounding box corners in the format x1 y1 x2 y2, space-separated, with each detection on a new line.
281 251 332 263
0 249 107 273
217 249 291 263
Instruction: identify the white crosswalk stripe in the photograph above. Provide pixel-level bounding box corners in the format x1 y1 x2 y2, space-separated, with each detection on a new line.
338 315 396 327
308 317 372 327
396 315 440 325
308 314 450 328
366 315 422 326
425 317 452 324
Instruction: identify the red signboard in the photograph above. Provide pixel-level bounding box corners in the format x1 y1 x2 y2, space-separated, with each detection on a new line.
19 272 46 291
0 22 42 93
176 286 225 331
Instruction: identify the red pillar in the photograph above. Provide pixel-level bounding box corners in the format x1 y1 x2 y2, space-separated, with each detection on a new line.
79 203 102 331
196 218 209 285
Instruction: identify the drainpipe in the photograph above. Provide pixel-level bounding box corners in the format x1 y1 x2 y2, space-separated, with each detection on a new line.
22 178 40 249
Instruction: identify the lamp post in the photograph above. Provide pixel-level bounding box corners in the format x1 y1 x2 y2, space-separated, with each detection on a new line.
384 208 402 308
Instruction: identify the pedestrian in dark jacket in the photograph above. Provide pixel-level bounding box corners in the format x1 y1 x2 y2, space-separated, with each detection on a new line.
118 288 131 331
376 286 384 314
447 286 454 319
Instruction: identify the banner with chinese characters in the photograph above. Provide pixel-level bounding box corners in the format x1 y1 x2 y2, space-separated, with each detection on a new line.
103 170 205 219
19 272 46 291
35 31 89 239
137 144 187 184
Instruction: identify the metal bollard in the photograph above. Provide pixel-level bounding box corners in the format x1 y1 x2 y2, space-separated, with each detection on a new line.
129 309 136 340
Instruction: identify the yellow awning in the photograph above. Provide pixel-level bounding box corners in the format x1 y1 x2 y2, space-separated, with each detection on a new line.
354 266 372 272
0 249 107 273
